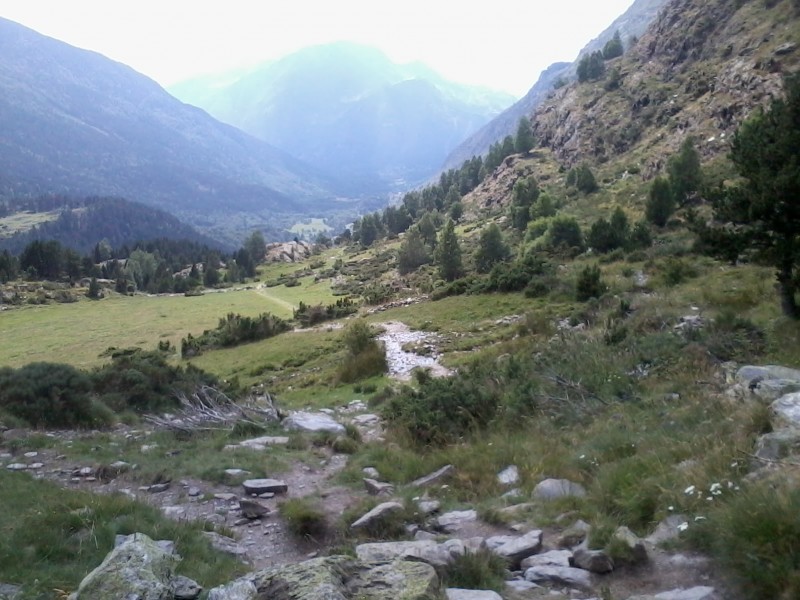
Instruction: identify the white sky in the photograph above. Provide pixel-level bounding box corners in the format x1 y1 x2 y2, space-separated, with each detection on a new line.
1 0 634 98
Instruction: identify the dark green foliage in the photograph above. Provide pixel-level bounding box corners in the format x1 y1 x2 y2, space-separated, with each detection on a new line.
486 252 553 293
20 239 64 279
547 215 585 252
92 348 217 412
602 31 624 60
510 176 540 230
279 498 328 539
0 363 106 428
181 313 291 357
630 221 653 249
708 75 800 318
397 227 431 275
574 164 599 194
692 311 766 362
530 193 557 219
443 549 507 592
293 297 357 327
0 250 19 282
667 137 702 206
338 321 387 383
515 117 535 154
576 265 606 301
243 230 266 265
86 276 101 299
475 224 511 273
588 207 631 253
660 257 698 286
435 219 463 282
646 177 675 227
449 200 464 222
577 51 605 82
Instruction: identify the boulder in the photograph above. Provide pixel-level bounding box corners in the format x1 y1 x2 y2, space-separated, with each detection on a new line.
356 540 463 567
772 392 800 428
208 555 438 600
492 530 543 568
612 526 648 565
646 515 690 545
239 498 270 520
446 589 502 600
532 478 586 501
363 478 395 496
351 501 405 530
172 575 203 600
572 548 613 573
524 565 592 590
416 500 441 515
70 532 177 599
436 510 477 532
235 436 290 450
556 520 591 548
410 464 454 488
753 429 800 463
497 465 520 486
283 412 345 435
242 478 287 495
520 549 572 569
203 532 247 556
736 365 800 401
0 584 21 600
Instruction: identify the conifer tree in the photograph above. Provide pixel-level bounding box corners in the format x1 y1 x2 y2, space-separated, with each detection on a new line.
435 219 463 281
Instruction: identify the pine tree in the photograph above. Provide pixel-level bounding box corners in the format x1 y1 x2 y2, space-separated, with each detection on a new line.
435 219 463 281
475 224 510 273
397 227 432 275
646 177 675 227
667 137 702 206
602 30 624 60
510 176 540 230
515 117 535 154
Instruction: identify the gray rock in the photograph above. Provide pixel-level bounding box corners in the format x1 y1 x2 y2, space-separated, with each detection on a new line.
627 586 720 600
612 526 648 565
352 413 381 425
223 469 250 484
436 510 478 532
754 428 800 463
363 478 395 496
772 392 800 427
646 515 690 545
203 531 247 556
410 464 455 487
416 500 441 515
188 486 201 497
556 520 591 548
504 580 540 593
163 506 185 519
775 42 798 56
172 575 203 600
0 583 21 599
414 530 439 541
214 493 238 502
5 464 26 471
493 530 543 568
283 411 345 435
351 501 404 530
532 478 586 500
148 482 171 493
497 465 520 486
72 533 178 599
239 498 270 520
362 467 381 479
356 540 463 567
520 549 572 569
524 565 593 590
242 478 287 495
736 365 800 387
498 503 534 518
446 589 502 600
572 548 613 573
235 436 290 450
209 555 439 600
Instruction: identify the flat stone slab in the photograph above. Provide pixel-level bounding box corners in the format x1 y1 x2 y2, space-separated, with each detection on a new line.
356 540 466 567
520 549 572 569
493 530 543 568
410 464 454 487
436 509 477 532
242 478 287 495
351 501 404 530
524 565 592 590
283 411 345 434
233 436 290 450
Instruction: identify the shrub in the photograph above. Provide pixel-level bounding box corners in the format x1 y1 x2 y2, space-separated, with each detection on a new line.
576 265 606 301
293 298 357 327
0 363 108 428
547 216 585 252
181 312 290 357
338 321 387 383
279 498 327 539
646 177 675 227
443 549 507 591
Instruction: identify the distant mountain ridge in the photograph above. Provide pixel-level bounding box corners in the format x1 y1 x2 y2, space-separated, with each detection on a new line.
0 17 345 246
169 42 515 193
441 0 669 171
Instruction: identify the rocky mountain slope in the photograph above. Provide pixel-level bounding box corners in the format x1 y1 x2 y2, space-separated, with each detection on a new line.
441 0 669 171
0 18 343 244
170 42 515 193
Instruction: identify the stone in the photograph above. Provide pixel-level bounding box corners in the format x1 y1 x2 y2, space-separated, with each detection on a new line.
242 478 287 495
436 510 478 532
520 549 572 569
446 589 502 600
736 365 800 387
188 486 201 497
498 503 534 518
556 520 591 548
612 526 648 565
148 482 170 493
754 428 800 463
172 575 203 600
351 501 404 530
497 465 519 486
493 530 543 568
646 515 690 545
532 478 586 500
209 555 438 600
524 565 593 590
363 467 381 479
504 580 540 593
283 411 346 435
236 436 290 450
772 392 800 427
485 535 515 550
239 499 270 520
5 464 26 471
352 413 380 425
416 499 441 515
203 531 247 556
414 530 438 541
363 478 395 496
23 451 37 458
627 587 720 600
572 548 613 573
775 42 798 56
72 532 178 599
163 506 186 519
0 583 21 600
410 464 454 487
76 466 94 477
223 468 250 482
114 535 175 555
214 493 238 502
356 540 464 567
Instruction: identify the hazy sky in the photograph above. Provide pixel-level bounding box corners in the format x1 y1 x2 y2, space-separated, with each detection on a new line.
2 0 635 97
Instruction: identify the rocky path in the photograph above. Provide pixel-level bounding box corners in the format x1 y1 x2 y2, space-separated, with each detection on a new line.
378 321 452 381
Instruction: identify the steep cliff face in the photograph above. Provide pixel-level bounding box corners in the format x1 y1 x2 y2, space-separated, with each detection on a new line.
529 0 800 174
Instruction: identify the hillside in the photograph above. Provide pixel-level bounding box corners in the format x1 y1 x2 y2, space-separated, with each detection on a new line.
0 18 345 245
170 42 515 193
441 0 669 171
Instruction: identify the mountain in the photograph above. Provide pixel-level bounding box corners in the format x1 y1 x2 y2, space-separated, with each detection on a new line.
169 42 515 193
0 18 344 246
0 196 223 254
441 0 669 171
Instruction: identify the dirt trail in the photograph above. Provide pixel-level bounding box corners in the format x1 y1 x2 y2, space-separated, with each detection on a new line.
378 321 452 380
254 284 295 313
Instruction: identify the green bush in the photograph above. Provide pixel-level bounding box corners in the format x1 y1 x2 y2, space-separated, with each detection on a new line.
181 312 290 357
443 549 507 591
293 298 357 327
337 321 387 383
576 265 606 301
0 363 109 428
279 498 328 539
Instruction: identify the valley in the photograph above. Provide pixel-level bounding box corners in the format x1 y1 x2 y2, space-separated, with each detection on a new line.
1 0 800 599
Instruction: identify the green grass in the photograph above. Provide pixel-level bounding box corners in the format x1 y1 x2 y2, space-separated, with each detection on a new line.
0 210 60 238
0 470 246 597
